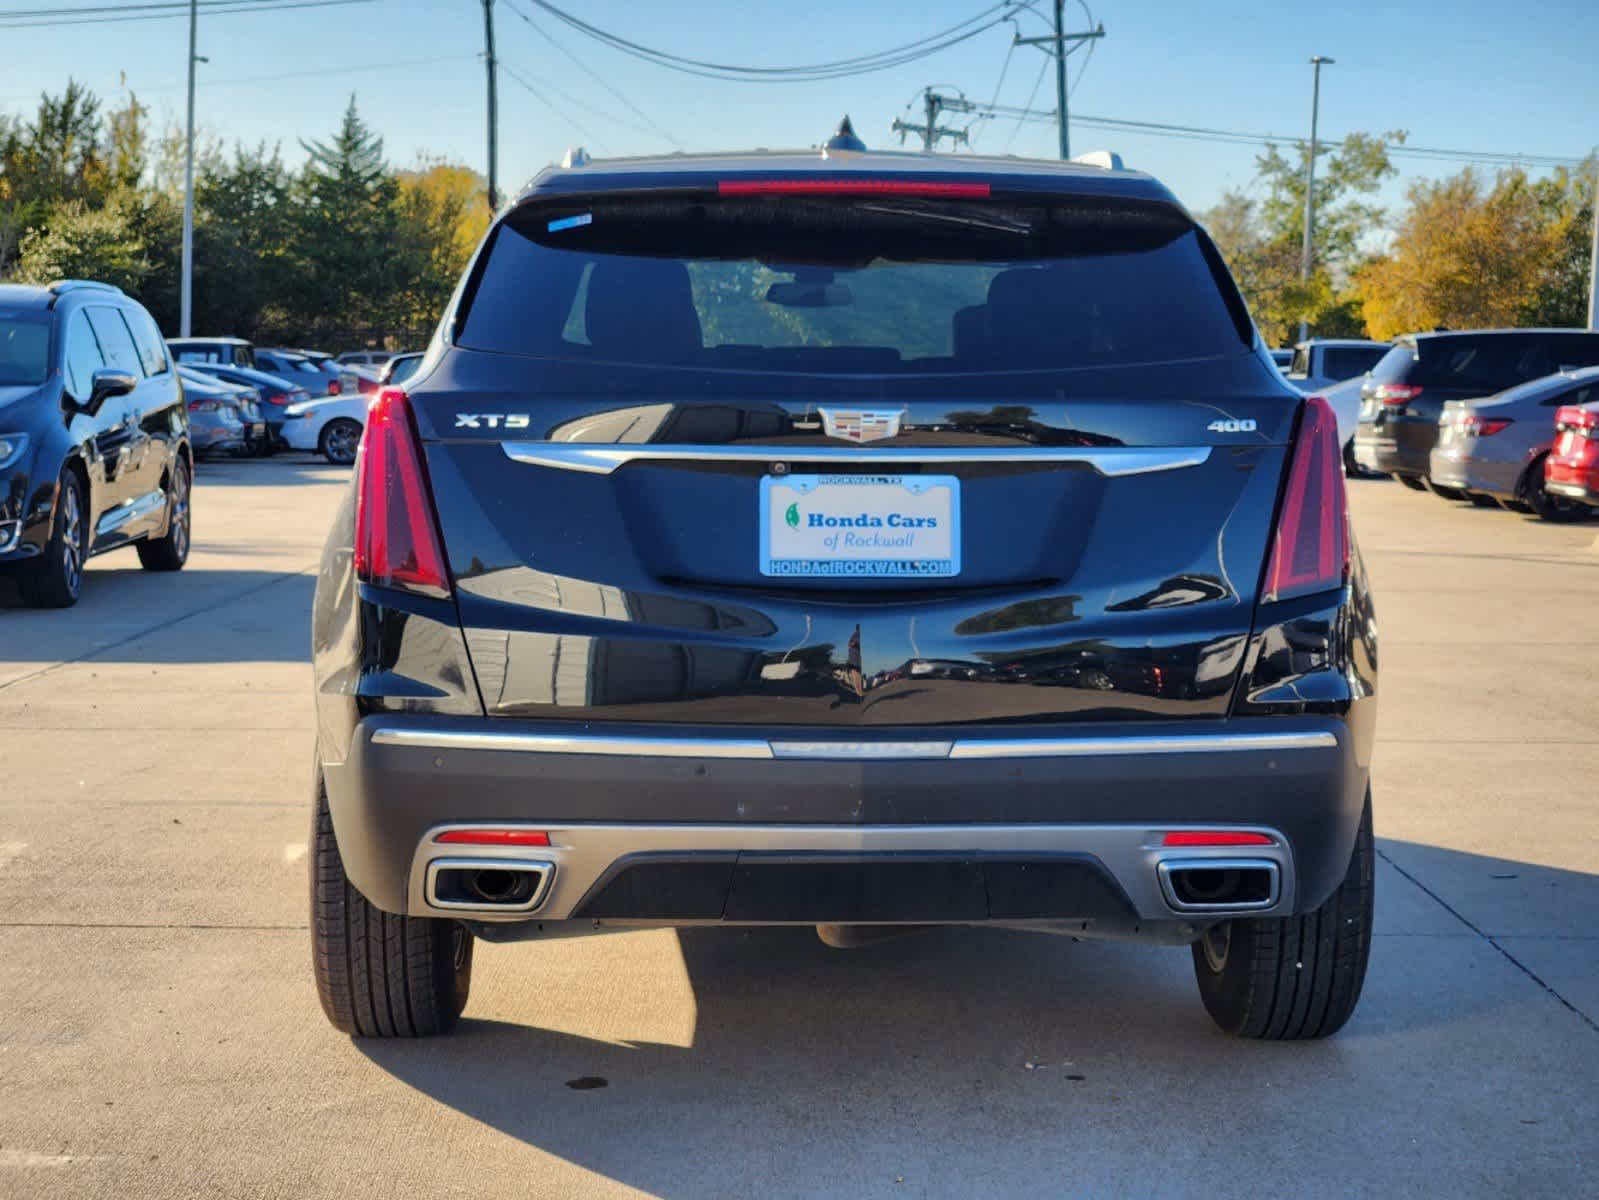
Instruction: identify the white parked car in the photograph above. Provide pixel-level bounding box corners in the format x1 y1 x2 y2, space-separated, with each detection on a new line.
280 393 372 465
1286 339 1389 393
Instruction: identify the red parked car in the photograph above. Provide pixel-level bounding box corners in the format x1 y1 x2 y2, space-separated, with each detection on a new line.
1544 402 1599 508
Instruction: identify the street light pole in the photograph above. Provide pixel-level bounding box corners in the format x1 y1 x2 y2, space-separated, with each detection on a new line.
180 0 198 337
1298 55 1334 344
1587 159 1598 329
482 0 499 211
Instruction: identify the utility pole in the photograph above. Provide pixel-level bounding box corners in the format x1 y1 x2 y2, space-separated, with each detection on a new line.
180 0 199 337
892 90 974 152
482 0 499 211
1298 55 1334 344
1587 159 1598 329
1014 3 1105 159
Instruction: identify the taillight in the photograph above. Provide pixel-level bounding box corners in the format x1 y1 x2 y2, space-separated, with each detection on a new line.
434 829 551 847
265 391 289 406
327 380 342 396
1555 405 1599 435
1374 383 1422 406
1459 415 1512 436
187 399 222 413
1262 396 1349 603
718 179 991 198
354 388 451 598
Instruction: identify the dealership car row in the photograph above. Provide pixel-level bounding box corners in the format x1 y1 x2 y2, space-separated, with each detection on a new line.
165 336 420 466
171 326 1599 521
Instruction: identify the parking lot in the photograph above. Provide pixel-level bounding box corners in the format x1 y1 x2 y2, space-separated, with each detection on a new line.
1 457 1596 1198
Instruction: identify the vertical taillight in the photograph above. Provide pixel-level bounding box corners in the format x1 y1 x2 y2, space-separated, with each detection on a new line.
1262 396 1349 603
354 388 451 598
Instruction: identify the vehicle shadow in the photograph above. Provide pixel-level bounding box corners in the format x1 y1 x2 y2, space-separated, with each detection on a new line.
355 840 1598 1196
194 457 350 486
0 567 314 664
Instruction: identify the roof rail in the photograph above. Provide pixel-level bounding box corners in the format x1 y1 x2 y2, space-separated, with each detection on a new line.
1069 150 1125 171
48 279 124 296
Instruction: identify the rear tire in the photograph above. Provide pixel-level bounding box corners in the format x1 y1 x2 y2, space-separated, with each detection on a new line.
1523 456 1588 523
1192 795 1374 1040
1395 474 1427 491
19 469 88 608
310 773 472 1037
136 456 191 572
318 418 362 466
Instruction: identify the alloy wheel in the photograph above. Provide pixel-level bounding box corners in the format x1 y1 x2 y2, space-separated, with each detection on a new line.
170 462 191 559
60 482 83 596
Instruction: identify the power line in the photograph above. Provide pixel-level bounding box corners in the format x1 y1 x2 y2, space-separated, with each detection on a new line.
984 104 1590 168
508 4 682 148
498 60 608 155
0 0 372 29
523 0 1026 84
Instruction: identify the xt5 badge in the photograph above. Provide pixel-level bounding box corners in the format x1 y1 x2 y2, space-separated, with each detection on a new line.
454 413 531 430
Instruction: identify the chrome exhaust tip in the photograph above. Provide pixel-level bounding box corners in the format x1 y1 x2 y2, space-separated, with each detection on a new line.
424 858 555 913
1157 858 1280 913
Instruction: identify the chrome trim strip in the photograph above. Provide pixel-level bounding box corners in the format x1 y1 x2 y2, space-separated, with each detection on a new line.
370 727 775 759
947 732 1337 759
372 727 1334 760
501 443 1212 477
771 740 953 760
1156 857 1281 913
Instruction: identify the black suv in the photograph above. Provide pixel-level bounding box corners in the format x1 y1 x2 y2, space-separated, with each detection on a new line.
309 141 1378 1040
1353 329 1599 492
0 280 191 607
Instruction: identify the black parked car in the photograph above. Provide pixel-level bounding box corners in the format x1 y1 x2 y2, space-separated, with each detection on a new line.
308 137 1377 1041
1352 329 1599 493
0 280 191 607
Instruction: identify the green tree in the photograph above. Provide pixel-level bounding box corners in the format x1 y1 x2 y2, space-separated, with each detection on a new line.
12 193 150 292
1522 157 1597 328
291 96 403 330
192 143 297 336
0 81 109 273
1201 131 1401 344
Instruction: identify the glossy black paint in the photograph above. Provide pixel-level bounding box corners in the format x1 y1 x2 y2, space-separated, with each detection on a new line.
0 284 188 573
309 156 1380 929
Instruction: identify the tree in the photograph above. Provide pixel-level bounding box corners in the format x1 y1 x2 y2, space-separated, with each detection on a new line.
291 96 404 331
1200 131 1401 344
392 159 490 328
1357 167 1567 338
1522 158 1597 329
0 81 109 273
12 193 149 292
192 143 296 336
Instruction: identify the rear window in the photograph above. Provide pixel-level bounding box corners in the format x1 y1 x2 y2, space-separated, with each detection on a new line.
457 193 1249 375
1321 346 1385 380
1372 334 1599 391
0 310 51 386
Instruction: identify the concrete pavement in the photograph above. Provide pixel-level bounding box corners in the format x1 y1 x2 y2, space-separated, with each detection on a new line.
0 459 1595 1198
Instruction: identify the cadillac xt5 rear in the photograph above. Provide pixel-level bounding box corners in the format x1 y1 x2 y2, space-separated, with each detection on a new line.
308 140 1377 1041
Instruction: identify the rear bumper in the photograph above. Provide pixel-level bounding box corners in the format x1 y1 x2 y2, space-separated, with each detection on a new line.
322 714 1370 932
1353 434 1424 477
1426 448 1520 498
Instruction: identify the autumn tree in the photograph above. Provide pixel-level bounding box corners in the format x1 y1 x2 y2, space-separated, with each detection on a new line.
1201 131 1401 345
1356 167 1578 338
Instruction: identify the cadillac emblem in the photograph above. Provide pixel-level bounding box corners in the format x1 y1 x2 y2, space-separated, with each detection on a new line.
818 408 904 444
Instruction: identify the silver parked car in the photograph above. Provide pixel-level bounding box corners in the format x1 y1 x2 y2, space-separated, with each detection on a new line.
1428 366 1599 520
179 366 267 457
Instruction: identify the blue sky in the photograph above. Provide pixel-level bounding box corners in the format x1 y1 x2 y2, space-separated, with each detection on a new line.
3 0 1596 215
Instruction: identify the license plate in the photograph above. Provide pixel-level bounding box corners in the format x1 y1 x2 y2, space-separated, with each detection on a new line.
760 474 960 578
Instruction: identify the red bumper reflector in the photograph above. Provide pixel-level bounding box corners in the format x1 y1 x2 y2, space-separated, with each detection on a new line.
1162 831 1274 847
434 829 551 847
718 179 991 198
